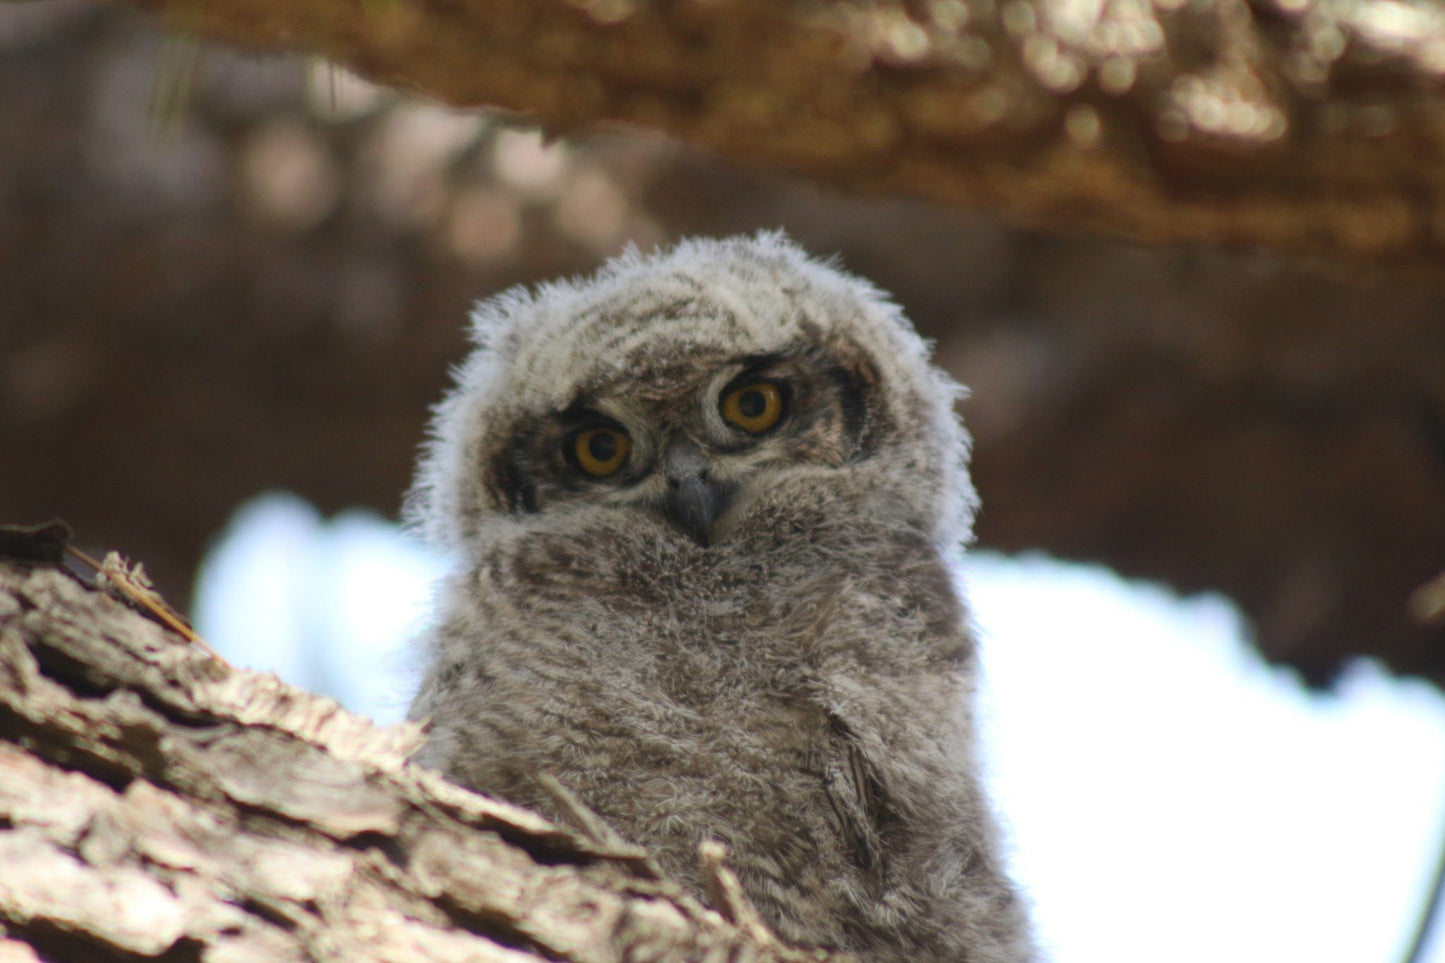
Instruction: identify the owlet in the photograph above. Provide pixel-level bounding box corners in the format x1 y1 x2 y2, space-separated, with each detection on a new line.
407 233 1035 962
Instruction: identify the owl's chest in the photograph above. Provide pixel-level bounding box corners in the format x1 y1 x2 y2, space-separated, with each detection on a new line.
486 519 948 691
483 539 828 735
539 640 832 862
499 524 818 645
466 530 940 893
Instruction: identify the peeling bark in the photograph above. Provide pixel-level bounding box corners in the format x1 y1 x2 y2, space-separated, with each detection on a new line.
114 0 1445 263
0 560 834 962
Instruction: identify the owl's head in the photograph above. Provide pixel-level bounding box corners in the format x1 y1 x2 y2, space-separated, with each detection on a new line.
409 232 975 556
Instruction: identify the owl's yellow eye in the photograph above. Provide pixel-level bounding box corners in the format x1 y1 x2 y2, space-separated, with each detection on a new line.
721 381 785 434
572 427 631 477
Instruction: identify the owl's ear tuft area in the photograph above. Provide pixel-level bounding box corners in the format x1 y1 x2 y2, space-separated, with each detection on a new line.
467 286 536 356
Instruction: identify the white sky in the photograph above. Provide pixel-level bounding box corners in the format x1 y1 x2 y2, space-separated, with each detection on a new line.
195 492 1445 963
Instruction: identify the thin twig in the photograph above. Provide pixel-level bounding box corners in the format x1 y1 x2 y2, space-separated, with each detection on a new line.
698 839 776 946
1408 571 1445 628
64 545 227 665
536 773 661 877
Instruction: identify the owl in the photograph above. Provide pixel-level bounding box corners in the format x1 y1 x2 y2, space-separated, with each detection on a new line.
407 233 1035 962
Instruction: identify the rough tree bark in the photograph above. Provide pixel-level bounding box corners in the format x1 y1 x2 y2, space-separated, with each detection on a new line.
116 0 1445 264
0 557 833 962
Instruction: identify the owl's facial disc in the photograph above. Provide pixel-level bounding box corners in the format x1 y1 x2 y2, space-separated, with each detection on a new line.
495 344 875 540
660 439 735 547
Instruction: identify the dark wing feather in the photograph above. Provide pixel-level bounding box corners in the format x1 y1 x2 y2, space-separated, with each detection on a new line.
822 712 889 881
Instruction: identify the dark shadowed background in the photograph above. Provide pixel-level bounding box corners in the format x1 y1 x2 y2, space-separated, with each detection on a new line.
3 1 1442 690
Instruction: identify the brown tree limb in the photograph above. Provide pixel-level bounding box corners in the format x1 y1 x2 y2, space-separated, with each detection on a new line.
0 559 835 961
115 0 1445 264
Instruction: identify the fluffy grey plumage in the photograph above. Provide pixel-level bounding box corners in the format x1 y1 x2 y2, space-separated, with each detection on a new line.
407 233 1035 961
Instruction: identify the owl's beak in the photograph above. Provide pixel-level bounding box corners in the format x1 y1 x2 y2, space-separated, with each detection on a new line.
662 441 732 547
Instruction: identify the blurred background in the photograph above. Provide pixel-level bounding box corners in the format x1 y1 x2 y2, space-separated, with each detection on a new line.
3 2 1445 960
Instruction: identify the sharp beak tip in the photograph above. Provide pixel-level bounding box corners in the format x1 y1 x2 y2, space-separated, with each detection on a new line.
664 475 730 547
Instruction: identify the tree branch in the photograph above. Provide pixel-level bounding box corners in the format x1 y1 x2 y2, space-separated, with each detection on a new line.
116 0 1445 263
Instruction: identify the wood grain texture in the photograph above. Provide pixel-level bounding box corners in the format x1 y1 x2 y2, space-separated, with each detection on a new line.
0 560 835 962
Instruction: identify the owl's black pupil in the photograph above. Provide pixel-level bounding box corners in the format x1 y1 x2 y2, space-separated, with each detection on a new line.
738 388 767 418
587 431 618 462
